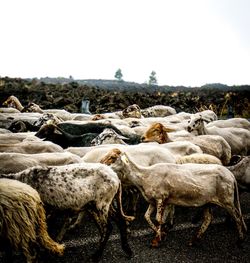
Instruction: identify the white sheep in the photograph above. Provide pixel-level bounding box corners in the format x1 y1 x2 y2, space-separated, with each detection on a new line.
206 118 250 130
0 140 64 154
227 155 250 192
176 153 222 165
0 178 64 262
141 105 177 117
0 162 134 262
187 115 250 155
83 143 177 165
0 151 82 174
103 149 246 248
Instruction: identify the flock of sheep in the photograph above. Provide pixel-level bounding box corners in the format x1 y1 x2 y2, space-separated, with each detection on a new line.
0 95 249 262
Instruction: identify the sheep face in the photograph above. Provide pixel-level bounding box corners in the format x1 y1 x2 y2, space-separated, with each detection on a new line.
141 123 173 143
35 124 59 139
100 148 122 165
187 115 205 133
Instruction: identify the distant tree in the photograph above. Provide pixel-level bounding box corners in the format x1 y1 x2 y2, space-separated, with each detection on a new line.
148 70 157 85
114 68 123 81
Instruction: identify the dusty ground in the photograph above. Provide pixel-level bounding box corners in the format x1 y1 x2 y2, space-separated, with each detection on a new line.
1 193 249 263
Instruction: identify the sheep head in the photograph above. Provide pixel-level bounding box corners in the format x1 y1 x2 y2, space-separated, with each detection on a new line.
141 123 174 143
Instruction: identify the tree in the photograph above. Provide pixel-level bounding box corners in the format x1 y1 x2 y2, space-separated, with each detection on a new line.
114 68 123 81
148 70 157 85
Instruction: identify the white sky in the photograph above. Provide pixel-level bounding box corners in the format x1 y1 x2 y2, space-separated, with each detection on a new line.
0 0 249 86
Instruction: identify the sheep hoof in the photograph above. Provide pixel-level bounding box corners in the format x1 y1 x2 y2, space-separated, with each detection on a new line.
150 237 160 248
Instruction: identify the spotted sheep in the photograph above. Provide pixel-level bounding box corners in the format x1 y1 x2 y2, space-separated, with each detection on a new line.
122 104 143 118
142 122 232 165
187 114 250 155
101 148 247 248
91 128 129 145
0 162 134 262
0 178 64 262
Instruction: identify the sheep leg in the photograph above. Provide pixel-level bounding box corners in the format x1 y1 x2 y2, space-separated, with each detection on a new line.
162 204 175 231
224 205 245 246
151 200 166 248
68 211 86 230
188 206 212 246
110 204 133 258
91 209 113 262
144 203 157 234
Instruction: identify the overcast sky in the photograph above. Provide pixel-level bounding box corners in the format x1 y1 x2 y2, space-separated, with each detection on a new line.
0 0 249 86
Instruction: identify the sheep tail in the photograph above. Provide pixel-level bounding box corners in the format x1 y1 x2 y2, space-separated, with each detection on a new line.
233 178 247 232
117 182 135 222
36 201 65 256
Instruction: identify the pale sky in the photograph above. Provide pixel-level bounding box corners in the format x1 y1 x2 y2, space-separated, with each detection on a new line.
0 0 249 86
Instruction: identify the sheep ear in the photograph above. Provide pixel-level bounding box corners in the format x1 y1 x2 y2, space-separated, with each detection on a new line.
201 116 211 123
54 127 63 135
163 126 175 132
121 154 129 164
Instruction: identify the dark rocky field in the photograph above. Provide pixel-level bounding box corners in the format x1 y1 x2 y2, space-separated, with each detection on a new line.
0 77 249 118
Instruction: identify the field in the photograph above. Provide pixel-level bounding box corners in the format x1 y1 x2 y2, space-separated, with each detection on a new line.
0 77 249 118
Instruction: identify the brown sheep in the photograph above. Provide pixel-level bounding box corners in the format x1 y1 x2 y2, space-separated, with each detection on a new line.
0 178 64 262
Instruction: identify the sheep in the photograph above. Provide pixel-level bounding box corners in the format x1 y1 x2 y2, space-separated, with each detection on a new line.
0 163 134 262
0 128 11 134
0 131 39 143
0 140 64 154
2 96 73 121
160 141 203 158
43 109 74 121
0 112 42 129
122 104 143 118
82 143 177 165
35 123 99 148
103 148 246 248
22 102 44 113
176 153 222 165
187 115 250 155
141 122 232 165
0 178 64 262
0 107 20 113
33 113 63 127
227 155 250 192
0 151 82 174
91 128 129 145
206 118 250 130
57 121 123 136
2 95 24 111
141 105 177 117
8 120 40 132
